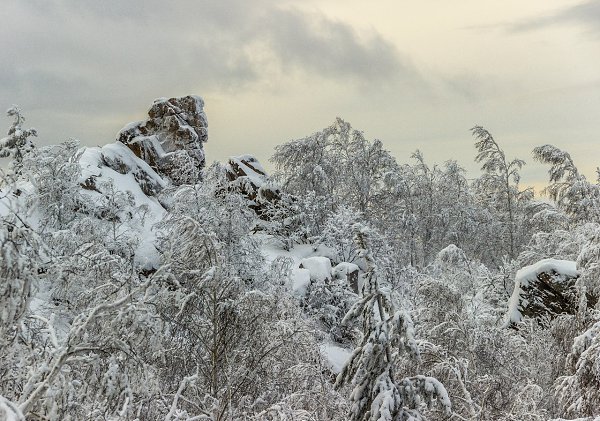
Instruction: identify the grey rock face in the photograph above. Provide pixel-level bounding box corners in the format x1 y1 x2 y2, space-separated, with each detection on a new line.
117 95 208 185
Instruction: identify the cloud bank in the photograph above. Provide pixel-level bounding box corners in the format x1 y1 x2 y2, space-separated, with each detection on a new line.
0 0 412 118
511 0 600 35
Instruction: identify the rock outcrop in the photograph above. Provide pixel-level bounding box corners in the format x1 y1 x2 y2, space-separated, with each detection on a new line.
117 95 208 185
225 155 281 217
78 142 168 271
505 259 592 326
226 155 268 198
95 142 165 197
332 262 360 294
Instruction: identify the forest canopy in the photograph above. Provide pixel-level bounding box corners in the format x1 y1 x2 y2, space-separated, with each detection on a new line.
1 96 599 421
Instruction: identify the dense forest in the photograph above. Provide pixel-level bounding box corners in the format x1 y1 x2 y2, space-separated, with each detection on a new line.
1 95 599 421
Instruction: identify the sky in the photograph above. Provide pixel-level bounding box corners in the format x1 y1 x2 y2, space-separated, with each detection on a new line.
1 0 599 190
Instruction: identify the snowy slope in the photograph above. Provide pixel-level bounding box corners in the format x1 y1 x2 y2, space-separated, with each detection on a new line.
79 143 167 269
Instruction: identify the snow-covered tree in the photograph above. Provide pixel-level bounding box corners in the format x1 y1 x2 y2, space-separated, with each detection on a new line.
2 96 600 421
164 162 265 281
23 139 85 230
153 164 332 420
556 320 600 418
328 121 398 216
272 118 399 222
533 144 600 223
318 206 363 264
335 224 451 420
272 121 337 202
0 106 37 175
472 126 532 261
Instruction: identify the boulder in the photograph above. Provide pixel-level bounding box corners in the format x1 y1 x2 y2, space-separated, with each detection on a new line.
117 95 208 185
299 257 332 283
225 155 267 202
505 259 591 326
332 262 360 294
225 154 281 217
99 142 165 196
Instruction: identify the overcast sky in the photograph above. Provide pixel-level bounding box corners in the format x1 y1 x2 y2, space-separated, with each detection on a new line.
1 0 599 189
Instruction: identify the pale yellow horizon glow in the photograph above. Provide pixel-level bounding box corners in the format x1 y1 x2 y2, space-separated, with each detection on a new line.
201 0 599 189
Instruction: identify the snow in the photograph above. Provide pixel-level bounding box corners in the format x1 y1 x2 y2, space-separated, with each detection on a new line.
299 256 332 282
320 343 352 374
260 239 335 297
261 240 331 266
228 155 267 187
79 159 162 218
78 144 167 269
115 120 141 137
514 259 579 287
332 262 360 292
505 258 579 325
237 154 266 174
101 142 167 189
291 268 311 297
0 395 24 421
332 262 359 279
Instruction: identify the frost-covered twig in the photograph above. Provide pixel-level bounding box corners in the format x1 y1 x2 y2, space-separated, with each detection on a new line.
165 372 199 421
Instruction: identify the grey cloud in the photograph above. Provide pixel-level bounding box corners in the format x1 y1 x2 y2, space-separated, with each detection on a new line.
0 0 415 145
1 0 410 90
511 0 600 35
261 8 411 81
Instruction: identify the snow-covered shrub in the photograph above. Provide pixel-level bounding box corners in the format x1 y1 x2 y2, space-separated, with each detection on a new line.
556 320 600 418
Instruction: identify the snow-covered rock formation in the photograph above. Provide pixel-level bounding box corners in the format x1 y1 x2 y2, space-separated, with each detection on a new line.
117 95 208 185
225 154 281 217
332 262 360 293
74 96 209 270
226 155 268 191
78 142 167 270
0 96 210 274
299 256 332 282
506 259 581 325
80 142 166 198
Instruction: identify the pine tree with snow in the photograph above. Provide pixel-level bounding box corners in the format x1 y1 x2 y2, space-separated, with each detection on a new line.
335 224 451 421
